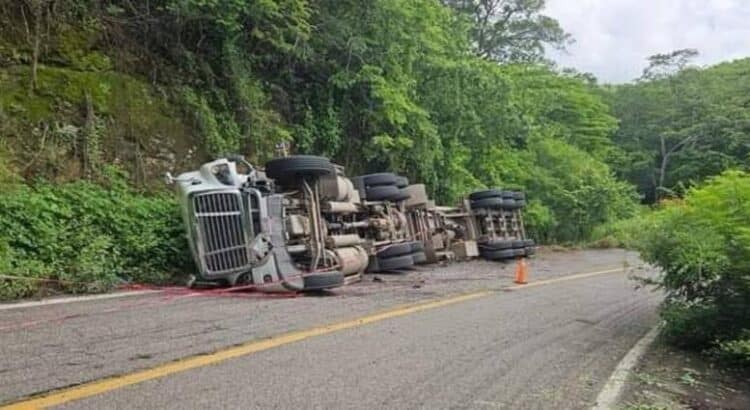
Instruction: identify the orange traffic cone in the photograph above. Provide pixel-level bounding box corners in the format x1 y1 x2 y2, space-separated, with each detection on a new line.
514 257 528 285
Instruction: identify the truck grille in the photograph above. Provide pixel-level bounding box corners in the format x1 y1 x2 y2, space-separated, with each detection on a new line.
192 191 251 274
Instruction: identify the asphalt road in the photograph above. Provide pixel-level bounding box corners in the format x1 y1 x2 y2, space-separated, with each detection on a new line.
0 249 661 409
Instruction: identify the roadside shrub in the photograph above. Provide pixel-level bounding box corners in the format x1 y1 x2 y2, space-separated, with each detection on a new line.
0 170 190 300
715 332 750 368
589 206 667 249
492 137 639 244
636 171 750 367
523 200 556 244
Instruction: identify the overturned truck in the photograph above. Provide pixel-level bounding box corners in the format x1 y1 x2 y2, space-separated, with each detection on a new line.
168 155 534 292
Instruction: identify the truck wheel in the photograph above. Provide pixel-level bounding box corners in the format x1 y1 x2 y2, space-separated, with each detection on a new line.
512 248 526 257
481 248 515 260
387 189 411 202
376 242 414 258
302 271 345 291
480 239 513 250
410 241 425 253
471 197 504 209
412 251 427 264
376 254 414 271
506 199 526 209
395 176 409 188
365 185 401 201
469 189 503 201
360 173 398 187
265 155 334 183
500 199 517 210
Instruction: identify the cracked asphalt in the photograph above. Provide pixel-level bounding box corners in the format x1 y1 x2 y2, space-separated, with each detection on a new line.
0 249 661 409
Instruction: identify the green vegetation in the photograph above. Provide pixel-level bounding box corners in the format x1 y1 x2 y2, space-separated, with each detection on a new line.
0 168 190 300
0 0 632 247
607 50 750 202
632 171 750 368
1 4 750 374
593 51 750 369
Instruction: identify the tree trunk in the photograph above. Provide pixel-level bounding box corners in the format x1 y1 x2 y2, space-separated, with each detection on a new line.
30 1 42 92
656 135 668 201
82 91 95 178
21 0 43 93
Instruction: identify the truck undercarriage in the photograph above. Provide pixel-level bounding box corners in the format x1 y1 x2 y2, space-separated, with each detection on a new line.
169 155 534 292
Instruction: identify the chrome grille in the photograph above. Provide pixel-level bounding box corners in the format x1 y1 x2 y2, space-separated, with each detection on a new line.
192 191 251 275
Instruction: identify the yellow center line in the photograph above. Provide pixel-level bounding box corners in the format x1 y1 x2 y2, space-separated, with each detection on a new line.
1 266 625 410
504 267 626 290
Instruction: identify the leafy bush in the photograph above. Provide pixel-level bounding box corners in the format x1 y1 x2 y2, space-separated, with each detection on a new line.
523 200 556 244
0 169 190 300
484 137 639 244
590 207 654 249
715 332 750 368
636 171 750 367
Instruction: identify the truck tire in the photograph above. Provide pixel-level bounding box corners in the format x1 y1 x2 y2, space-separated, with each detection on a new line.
410 241 425 253
365 185 401 201
360 173 398 187
302 271 344 291
412 251 427 264
395 176 409 188
511 239 526 248
512 248 526 257
512 191 525 200
481 248 515 260
376 242 414 258
525 246 536 256
501 199 517 209
523 239 535 247
376 254 414 271
469 189 503 201
479 239 513 250
387 189 411 202
504 199 526 209
265 155 334 183
471 197 504 209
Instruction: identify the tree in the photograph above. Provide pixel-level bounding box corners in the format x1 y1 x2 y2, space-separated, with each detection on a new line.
641 48 699 80
19 0 54 92
441 0 571 62
641 49 700 200
610 53 750 202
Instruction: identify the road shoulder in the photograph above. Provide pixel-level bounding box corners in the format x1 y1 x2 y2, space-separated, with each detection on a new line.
616 339 750 409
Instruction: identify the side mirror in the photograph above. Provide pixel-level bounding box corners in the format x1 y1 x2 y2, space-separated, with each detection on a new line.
164 172 175 185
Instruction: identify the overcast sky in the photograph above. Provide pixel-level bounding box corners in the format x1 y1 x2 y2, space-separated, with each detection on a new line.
543 0 750 83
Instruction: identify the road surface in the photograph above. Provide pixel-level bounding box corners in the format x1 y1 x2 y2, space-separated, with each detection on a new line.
0 249 660 409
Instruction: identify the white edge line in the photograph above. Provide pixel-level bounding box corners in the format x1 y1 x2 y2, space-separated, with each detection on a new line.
0 290 161 311
591 324 662 410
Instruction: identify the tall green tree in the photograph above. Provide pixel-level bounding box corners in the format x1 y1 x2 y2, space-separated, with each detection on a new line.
441 0 571 62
